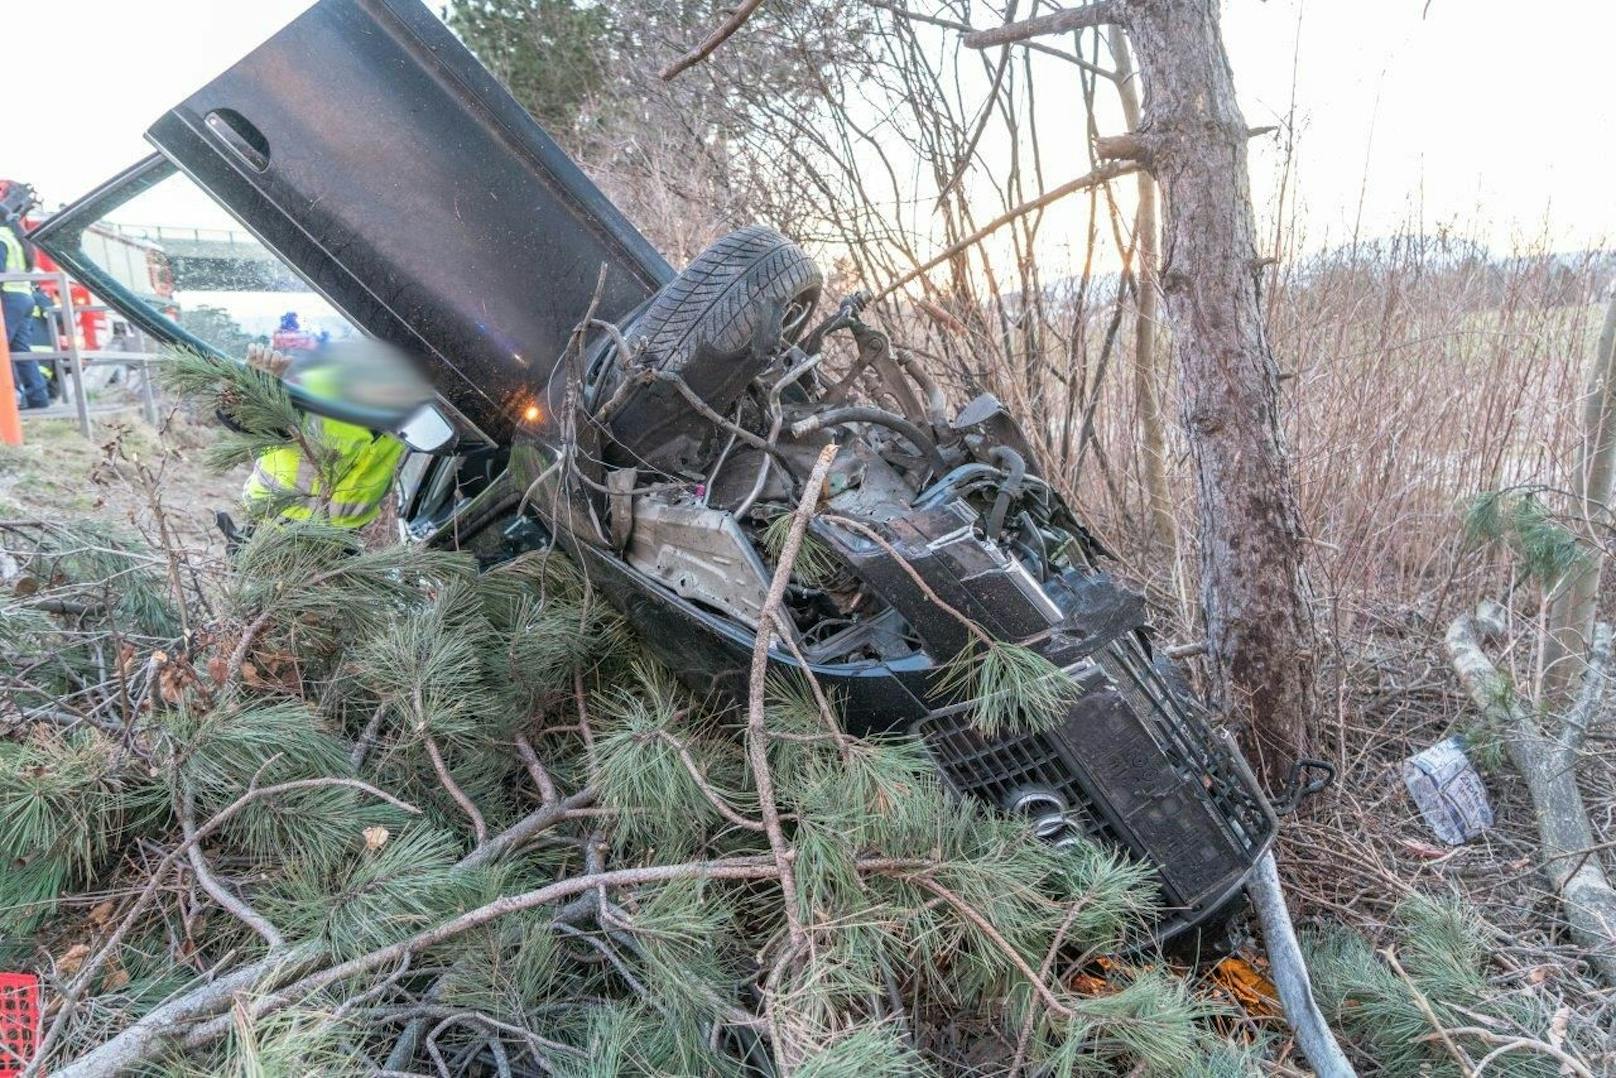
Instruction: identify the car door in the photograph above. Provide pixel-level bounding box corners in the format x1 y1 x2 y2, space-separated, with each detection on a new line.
31 0 672 445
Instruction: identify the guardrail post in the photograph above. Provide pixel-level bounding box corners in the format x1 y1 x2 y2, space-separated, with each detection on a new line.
56 272 91 438
0 299 21 445
135 328 159 426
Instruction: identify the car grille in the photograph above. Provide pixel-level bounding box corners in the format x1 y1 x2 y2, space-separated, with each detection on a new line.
914 634 1275 936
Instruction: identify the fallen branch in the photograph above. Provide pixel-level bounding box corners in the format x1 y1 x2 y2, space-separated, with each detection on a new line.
225 608 274 687
513 733 558 805
424 731 487 846
50 945 323 1078
28 776 418 1076
181 783 284 948
56 856 794 1075
905 872 1073 1021
747 443 839 953
190 856 794 1040
1437 1026 1594 1078
1382 946 1471 1074
457 787 597 870
1445 604 1616 982
659 729 765 832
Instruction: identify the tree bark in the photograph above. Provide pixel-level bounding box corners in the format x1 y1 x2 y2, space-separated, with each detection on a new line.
965 1 1316 782
1543 289 1616 704
1120 0 1316 781
1107 25 1176 553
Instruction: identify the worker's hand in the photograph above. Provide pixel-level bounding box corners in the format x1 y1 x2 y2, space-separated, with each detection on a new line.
245 344 293 377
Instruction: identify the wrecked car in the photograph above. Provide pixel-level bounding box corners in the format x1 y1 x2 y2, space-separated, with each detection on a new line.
32 0 1275 939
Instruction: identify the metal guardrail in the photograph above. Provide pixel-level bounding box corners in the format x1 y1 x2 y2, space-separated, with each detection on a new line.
2 270 169 436
103 221 258 248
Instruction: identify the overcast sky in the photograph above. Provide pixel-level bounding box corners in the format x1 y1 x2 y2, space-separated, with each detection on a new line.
2 1 1609 257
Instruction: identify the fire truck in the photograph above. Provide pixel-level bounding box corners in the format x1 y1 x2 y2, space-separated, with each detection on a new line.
25 214 174 351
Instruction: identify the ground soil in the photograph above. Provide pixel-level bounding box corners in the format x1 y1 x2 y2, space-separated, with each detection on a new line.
0 408 248 556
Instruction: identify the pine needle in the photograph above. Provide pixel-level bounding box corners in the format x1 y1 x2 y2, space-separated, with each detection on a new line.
0 730 143 933
1463 490 1585 585
266 824 492 959
1305 895 1567 1076
761 510 839 587
933 638 1080 737
796 1025 935 1076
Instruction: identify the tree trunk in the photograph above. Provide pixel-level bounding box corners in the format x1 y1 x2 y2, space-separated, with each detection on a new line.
1107 26 1176 553
1543 289 1616 704
967 1 1317 783
1121 1 1315 781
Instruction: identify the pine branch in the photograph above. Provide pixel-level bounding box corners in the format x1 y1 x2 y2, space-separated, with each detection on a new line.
188 855 792 1042
749 443 839 952
423 732 486 845
902 871 1072 1020
180 782 284 948
28 777 418 1076
457 788 596 870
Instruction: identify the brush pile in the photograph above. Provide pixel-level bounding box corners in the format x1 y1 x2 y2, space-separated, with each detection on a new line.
0 494 1270 1076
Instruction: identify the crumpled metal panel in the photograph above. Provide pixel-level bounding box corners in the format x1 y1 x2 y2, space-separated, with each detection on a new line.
624 498 776 631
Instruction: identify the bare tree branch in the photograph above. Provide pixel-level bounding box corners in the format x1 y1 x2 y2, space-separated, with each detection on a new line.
659 0 767 81
935 0 1021 206
962 3 1125 50
867 0 1116 75
873 162 1137 301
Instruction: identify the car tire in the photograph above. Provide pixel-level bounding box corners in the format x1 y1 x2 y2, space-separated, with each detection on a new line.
605 225 821 475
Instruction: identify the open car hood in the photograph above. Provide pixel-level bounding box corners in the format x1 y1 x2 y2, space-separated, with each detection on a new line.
33 0 672 443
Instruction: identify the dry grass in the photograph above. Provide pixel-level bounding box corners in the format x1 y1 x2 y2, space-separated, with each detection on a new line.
0 413 246 552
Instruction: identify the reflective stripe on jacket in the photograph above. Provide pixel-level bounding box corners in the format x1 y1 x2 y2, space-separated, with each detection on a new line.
0 225 30 295
241 355 406 528
242 414 406 527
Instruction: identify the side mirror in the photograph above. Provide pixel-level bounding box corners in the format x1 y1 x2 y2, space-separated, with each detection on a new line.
399 403 456 453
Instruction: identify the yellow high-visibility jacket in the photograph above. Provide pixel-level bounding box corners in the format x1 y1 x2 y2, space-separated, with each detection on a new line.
241 366 407 528
1 225 30 295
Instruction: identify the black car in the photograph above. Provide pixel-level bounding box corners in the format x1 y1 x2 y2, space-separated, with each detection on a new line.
32 0 1274 940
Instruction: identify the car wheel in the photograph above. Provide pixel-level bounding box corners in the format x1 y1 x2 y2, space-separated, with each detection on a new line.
605 225 821 476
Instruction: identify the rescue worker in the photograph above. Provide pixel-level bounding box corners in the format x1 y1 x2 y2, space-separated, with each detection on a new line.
0 180 48 410
271 311 316 353
232 342 407 531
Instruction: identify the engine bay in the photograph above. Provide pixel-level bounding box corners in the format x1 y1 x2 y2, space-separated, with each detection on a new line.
562 291 1106 674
